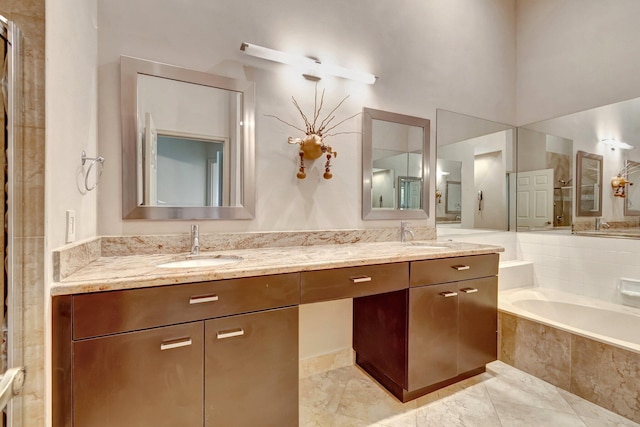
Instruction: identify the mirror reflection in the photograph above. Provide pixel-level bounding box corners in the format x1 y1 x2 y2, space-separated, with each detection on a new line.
121 56 255 220
436 110 515 233
625 160 640 216
517 96 640 237
362 108 430 220
516 128 573 229
576 151 603 217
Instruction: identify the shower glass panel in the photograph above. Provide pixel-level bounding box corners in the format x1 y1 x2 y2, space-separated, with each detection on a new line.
1 15 24 427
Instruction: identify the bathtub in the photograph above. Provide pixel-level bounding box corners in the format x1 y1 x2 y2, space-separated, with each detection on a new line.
498 287 640 423
499 287 640 353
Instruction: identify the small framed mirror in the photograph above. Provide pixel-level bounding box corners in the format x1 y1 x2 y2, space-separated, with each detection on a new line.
624 160 640 216
445 181 461 214
576 150 603 217
362 107 430 220
121 56 255 220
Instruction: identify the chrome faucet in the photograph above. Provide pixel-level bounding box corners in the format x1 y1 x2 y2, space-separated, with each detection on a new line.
400 221 415 243
595 218 610 231
190 224 200 255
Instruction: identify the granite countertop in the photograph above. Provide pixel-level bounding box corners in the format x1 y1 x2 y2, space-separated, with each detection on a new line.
50 240 503 296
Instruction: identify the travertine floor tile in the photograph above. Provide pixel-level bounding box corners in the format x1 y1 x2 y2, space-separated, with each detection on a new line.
299 361 640 427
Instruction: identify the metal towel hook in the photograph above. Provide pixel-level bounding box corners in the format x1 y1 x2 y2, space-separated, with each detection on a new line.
81 151 105 192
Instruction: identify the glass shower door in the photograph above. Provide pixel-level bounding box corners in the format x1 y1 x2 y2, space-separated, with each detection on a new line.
0 15 25 427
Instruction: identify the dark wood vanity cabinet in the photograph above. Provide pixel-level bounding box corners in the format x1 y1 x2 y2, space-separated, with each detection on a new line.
73 322 204 427
353 254 499 402
53 274 300 427
205 307 298 426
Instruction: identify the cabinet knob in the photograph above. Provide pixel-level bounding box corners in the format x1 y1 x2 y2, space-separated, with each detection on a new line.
160 337 193 351
189 294 219 304
439 291 458 298
460 288 478 294
451 265 470 271
217 328 245 340
350 276 372 284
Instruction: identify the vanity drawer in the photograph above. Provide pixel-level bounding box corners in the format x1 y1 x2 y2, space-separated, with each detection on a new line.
300 263 408 303
73 273 300 339
410 254 498 287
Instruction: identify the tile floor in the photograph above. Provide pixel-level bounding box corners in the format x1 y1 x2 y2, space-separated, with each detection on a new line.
299 361 639 426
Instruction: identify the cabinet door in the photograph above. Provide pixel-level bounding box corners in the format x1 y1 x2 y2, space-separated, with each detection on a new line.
205 307 298 427
408 283 458 390
458 276 498 373
73 322 204 427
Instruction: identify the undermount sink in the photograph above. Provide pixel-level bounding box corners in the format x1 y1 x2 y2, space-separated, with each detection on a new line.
405 242 451 250
157 255 243 269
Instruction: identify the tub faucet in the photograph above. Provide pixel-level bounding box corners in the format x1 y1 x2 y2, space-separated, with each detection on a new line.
191 224 200 255
400 221 415 243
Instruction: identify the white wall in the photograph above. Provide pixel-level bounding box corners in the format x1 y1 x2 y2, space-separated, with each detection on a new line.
46 1 99 249
45 1 98 426
97 0 517 236
516 0 640 125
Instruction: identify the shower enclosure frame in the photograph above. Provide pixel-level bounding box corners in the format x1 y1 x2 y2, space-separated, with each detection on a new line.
1 14 24 427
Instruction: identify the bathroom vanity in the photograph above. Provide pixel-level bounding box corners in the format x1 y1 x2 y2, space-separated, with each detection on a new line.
51 241 500 427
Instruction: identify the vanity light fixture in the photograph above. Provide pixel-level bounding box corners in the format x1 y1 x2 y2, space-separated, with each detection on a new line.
240 42 377 85
601 138 635 150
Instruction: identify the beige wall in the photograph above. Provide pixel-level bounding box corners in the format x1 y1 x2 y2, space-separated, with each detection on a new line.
0 1 46 426
96 0 517 236
516 0 640 125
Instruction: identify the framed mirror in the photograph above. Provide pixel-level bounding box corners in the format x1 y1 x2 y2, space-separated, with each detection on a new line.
625 160 640 216
576 150 603 217
362 108 430 220
121 56 255 220
445 181 461 214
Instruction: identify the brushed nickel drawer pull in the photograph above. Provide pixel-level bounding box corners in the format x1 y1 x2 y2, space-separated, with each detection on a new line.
440 291 458 298
189 294 219 304
451 265 470 271
217 328 245 340
461 288 478 294
351 276 372 284
160 337 192 351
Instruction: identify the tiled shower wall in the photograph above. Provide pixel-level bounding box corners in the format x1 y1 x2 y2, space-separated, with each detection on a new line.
0 1 45 425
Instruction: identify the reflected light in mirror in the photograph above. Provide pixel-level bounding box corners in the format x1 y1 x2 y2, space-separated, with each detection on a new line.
601 138 635 150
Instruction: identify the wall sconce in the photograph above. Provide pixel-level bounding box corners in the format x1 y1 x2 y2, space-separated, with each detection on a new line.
240 42 377 85
601 138 635 150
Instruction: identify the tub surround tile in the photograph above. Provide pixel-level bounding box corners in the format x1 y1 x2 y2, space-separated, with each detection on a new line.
570 335 640 424
500 309 640 424
498 312 572 389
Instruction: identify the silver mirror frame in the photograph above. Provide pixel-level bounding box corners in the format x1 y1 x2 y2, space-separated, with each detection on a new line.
120 55 255 220
362 107 431 220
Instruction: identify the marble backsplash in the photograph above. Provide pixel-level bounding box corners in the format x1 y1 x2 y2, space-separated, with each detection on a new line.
53 227 436 281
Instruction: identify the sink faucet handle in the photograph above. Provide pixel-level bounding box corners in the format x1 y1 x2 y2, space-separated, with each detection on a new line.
191 224 200 255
